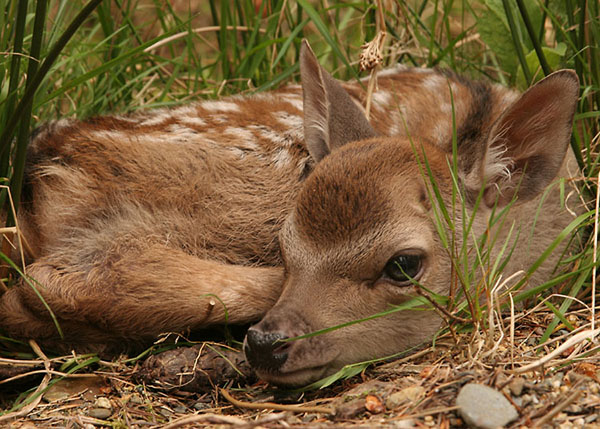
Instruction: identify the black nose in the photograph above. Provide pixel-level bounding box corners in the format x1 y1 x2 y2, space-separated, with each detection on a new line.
244 327 289 371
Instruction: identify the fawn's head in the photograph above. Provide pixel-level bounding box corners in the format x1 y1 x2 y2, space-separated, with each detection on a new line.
244 41 579 387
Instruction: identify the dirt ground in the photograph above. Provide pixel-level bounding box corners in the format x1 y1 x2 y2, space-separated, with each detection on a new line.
1 305 599 429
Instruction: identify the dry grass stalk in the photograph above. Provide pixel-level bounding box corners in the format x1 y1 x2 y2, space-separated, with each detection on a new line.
0 341 51 423
219 388 334 415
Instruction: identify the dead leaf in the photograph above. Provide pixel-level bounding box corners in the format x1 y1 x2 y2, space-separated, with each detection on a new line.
365 395 385 414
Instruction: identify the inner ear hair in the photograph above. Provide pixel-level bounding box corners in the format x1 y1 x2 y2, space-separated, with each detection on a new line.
479 70 579 206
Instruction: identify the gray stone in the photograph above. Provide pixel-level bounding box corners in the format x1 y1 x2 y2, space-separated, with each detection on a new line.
386 386 425 409
95 397 111 409
456 383 518 429
88 407 112 419
193 402 210 410
43 377 105 403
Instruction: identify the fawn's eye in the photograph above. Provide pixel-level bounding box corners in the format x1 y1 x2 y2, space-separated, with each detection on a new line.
382 254 423 284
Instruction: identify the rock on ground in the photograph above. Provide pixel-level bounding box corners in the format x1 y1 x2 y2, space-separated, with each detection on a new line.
456 382 518 429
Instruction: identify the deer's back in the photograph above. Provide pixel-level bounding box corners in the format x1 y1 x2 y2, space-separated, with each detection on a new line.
21 67 518 266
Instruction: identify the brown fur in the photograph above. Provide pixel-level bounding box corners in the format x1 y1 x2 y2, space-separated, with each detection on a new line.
0 43 581 387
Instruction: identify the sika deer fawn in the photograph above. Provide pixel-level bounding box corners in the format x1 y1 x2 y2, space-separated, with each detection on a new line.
0 41 580 387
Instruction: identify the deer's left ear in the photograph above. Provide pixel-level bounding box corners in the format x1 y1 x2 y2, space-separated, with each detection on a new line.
468 70 579 207
300 40 377 162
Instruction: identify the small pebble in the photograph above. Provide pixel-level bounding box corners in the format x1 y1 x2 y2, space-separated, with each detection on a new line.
386 386 425 409
173 405 187 413
509 377 526 396
521 393 532 402
449 417 463 426
88 408 112 419
159 407 173 418
392 419 416 428
566 314 578 324
193 402 210 411
301 414 317 422
456 383 518 429
95 397 111 409
128 394 143 405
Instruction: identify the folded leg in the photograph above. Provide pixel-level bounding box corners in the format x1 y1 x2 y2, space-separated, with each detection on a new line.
0 243 284 353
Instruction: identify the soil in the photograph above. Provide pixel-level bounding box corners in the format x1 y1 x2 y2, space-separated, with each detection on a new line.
1 309 599 428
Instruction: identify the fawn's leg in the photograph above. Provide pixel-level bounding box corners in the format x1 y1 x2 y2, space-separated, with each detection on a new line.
0 243 284 353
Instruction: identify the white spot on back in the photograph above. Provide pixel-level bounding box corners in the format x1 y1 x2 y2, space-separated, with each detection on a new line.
371 91 391 106
273 111 303 131
202 100 241 113
114 115 140 124
224 127 259 150
180 117 207 127
163 124 201 143
272 148 292 168
174 105 200 116
281 95 303 111
250 125 289 147
211 115 229 124
88 130 128 142
140 110 172 126
433 123 448 144
423 74 445 92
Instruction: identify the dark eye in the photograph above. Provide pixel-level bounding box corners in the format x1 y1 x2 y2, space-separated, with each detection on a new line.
383 254 423 284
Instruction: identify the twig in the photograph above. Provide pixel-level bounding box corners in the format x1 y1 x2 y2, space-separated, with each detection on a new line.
412 284 471 323
393 405 460 420
0 369 99 385
591 170 599 339
509 292 515 369
161 413 246 428
236 412 289 429
532 382 583 427
144 26 267 53
512 327 600 373
219 388 334 414
0 341 51 422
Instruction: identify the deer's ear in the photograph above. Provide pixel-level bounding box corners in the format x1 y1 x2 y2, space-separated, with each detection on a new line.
470 70 579 207
300 40 377 162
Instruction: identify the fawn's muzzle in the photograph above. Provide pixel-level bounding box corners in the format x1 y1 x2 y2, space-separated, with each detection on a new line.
244 327 289 372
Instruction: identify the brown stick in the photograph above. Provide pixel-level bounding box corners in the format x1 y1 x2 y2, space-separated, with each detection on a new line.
532 383 583 427
219 388 334 415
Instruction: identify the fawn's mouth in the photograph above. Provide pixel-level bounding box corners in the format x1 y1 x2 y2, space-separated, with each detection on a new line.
254 364 331 388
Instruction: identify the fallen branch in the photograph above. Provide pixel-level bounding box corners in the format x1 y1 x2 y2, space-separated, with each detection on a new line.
161 413 246 428
220 388 334 414
512 327 600 374
161 411 289 429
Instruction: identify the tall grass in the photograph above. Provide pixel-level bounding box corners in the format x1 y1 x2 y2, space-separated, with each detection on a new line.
0 0 597 399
